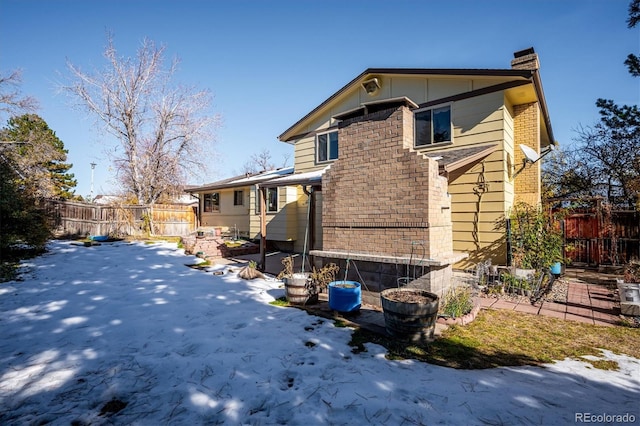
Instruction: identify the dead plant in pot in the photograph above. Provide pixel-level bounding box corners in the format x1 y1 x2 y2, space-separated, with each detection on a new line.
238 260 265 280
310 263 340 293
277 256 315 305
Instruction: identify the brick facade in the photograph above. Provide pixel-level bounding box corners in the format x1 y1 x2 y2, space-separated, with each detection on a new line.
510 52 539 71
513 102 541 205
321 105 453 260
512 49 542 206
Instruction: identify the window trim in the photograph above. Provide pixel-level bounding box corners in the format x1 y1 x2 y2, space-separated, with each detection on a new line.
414 103 453 148
255 187 279 214
203 192 220 213
233 190 244 206
316 130 339 164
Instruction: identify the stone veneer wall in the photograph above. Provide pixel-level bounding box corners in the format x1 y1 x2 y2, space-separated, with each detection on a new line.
321 105 452 260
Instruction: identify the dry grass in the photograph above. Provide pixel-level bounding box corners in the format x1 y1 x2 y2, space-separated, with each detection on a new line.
350 309 640 370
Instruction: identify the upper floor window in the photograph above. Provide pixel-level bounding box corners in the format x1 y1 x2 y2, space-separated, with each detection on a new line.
203 192 220 212
414 105 451 147
317 130 338 163
233 190 244 206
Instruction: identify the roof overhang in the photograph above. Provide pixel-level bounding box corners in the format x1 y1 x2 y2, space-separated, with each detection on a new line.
256 166 329 188
186 167 294 193
279 67 556 148
426 144 498 176
332 96 419 121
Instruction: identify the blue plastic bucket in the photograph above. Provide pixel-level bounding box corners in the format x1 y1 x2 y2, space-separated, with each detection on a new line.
550 262 562 275
328 281 361 313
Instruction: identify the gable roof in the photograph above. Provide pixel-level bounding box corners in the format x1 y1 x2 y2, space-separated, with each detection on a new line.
279 67 555 147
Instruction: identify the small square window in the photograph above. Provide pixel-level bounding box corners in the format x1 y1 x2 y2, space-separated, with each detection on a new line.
317 131 338 163
233 190 244 206
415 105 451 147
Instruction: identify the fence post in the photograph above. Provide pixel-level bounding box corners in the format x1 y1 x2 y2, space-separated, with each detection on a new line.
506 218 512 267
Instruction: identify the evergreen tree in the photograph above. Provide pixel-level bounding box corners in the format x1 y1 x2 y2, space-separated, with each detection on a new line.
0 114 76 199
0 158 51 261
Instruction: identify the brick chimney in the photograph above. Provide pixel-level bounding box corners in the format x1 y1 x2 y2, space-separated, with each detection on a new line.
511 47 539 71
321 105 453 259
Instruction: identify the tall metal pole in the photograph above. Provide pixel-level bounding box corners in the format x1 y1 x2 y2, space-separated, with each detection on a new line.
90 162 96 201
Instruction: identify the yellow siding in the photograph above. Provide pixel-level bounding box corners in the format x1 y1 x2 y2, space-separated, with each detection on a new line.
304 92 362 134
503 98 516 211
294 135 320 173
389 77 427 100
294 187 308 253
443 93 510 267
200 188 251 234
427 79 472 101
286 75 537 268
249 185 298 241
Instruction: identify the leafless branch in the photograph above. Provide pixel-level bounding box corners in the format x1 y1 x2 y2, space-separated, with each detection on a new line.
62 33 220 205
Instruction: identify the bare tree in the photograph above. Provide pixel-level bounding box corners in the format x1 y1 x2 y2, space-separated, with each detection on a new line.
0 69 38 121
63 34 220 205
240 148 275 174
252 148 275 172
240 149 292 175
280 151 292 169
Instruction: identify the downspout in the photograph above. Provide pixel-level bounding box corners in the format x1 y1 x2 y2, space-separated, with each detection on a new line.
302 185 315 254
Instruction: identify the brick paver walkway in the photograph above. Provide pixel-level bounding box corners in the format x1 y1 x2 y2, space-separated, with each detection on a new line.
480 279 621 326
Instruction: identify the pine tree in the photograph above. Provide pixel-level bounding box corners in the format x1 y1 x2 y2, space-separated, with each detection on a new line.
0 114 77 199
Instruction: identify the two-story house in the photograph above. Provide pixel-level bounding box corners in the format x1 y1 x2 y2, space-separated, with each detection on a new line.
189 48 555 292
275 48 554 264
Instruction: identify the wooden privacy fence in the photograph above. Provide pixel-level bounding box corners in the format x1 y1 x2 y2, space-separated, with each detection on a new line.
563 209 640 266
42 199 197 237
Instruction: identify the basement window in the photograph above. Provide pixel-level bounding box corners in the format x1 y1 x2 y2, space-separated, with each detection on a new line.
317 130 338 163
414 105 452 147
203 192 220 212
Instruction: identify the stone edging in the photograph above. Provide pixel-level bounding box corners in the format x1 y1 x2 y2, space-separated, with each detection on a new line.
437 297 482 326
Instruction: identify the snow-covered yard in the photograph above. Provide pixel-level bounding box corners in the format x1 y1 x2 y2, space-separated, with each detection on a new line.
1 241 638 425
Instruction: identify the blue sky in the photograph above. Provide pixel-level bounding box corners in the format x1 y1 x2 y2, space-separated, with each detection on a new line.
0 0 638 198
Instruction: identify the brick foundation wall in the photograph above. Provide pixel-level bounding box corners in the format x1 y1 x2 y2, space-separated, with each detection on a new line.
182 235 260 259
321 106 453 259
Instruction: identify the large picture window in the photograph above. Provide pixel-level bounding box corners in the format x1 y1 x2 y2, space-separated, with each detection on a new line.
203 192 219 212
415 105 452 147
317 130 338 163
